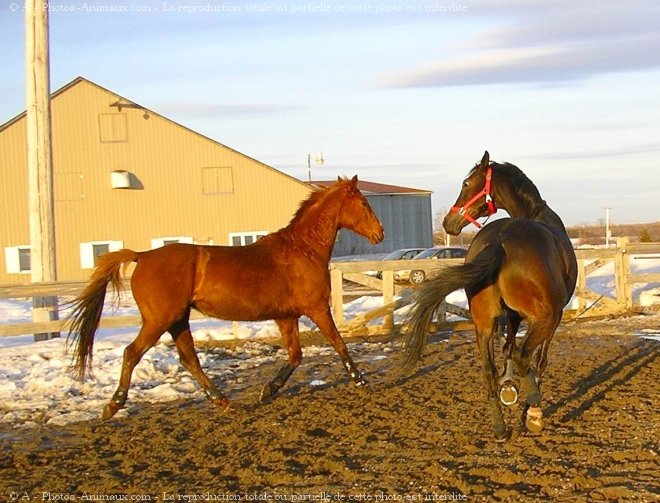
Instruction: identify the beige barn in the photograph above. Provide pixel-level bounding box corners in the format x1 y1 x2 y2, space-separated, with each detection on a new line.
0 77 312 283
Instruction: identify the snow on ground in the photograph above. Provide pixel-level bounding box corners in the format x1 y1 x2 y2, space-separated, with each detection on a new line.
1 255 658 427
0 293 403 427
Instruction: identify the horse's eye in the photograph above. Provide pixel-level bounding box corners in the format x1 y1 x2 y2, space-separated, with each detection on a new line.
463 180 470 187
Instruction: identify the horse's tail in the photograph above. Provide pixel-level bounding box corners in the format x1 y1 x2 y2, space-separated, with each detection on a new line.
65 249 138 379
402 244 504 371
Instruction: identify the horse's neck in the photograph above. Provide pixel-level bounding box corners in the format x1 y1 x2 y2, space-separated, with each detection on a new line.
534 205 569 234
502 193 568 235
287 202 340 263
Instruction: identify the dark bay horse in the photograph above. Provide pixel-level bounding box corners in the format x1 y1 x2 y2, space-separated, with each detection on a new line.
66 176 384 419
404 151 577 440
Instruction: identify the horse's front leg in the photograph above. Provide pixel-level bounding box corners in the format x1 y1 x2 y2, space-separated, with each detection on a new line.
309 308 367 386
260 318 302 402
518 339 554 432
519 368 543 432
514 317 560 433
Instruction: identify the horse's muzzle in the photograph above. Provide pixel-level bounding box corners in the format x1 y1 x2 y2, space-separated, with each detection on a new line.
369 226 384 244
443 213 465 236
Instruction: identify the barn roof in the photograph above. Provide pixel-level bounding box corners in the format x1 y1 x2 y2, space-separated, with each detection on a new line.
311 179 431 195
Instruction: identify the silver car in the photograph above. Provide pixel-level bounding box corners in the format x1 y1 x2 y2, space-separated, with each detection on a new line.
374 248 427 279
394 247 468 283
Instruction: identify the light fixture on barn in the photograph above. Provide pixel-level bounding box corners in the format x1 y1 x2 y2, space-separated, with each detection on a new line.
307 152 324 184
109 99 150 119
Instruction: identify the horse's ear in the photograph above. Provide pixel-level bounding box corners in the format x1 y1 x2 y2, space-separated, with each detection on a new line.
337 176 342 182
480 151 490 168
351 175 358 184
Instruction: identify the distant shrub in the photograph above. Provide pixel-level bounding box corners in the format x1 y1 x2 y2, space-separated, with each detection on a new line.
639 229 652 243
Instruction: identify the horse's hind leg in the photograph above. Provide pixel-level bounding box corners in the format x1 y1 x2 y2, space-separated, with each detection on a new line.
170 316 230 410
498 311 523 406
260 318 302 402
502 310 522 359
471 288 512 441
103 322 165 420
476 322 512 441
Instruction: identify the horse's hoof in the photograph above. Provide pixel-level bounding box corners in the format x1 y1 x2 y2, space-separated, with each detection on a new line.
259 383 278 403
354 376 368 387
211 397 233 411
499 382 519 406
525 406 544 433
101 402 119 420
493 425 513 443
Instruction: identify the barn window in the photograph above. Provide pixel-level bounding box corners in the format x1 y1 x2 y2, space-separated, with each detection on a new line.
80 240 123 269
5 246 31 274
151 236 194 249
98 113 128 143
228 231 267 246
202 167 234 194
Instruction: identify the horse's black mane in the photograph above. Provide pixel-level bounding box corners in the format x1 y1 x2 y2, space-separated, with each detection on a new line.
467 160 544 216
490 161 544 210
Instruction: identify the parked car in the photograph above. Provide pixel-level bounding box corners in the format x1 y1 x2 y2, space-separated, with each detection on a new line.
372 248 427 278
394 247 468 284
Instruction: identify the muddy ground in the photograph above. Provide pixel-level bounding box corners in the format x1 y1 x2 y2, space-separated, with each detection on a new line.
0 315 658 502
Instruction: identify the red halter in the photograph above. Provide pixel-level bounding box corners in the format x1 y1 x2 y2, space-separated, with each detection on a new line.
450 166 496 229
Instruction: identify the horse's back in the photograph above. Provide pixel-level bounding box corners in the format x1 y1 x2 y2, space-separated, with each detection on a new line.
468 219 575 317
133 242 276 279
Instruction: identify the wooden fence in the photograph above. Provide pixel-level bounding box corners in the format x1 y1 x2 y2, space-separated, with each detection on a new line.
1 238 659 339
573 238 660 316
329 258 471 336
328 238 660 336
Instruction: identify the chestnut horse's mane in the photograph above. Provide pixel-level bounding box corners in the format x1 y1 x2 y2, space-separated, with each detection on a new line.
291 177 353 222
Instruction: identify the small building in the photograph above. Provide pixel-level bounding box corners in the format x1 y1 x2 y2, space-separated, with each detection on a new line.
0 77 313 283
312 180 433 257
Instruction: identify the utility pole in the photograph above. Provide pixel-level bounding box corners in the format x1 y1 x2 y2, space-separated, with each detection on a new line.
307 152 324 183
26 0 59 340
604 207 612 247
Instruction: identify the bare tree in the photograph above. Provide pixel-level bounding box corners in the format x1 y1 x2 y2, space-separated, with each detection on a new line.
433 207 451 246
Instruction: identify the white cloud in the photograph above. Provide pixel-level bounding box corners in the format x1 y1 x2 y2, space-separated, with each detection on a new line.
380 0 660 87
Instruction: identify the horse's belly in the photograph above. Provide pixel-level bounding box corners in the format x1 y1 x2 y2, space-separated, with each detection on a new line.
193 291 301 321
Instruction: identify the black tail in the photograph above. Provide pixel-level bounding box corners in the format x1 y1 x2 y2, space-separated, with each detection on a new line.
65 249 137 379
402 244 504 370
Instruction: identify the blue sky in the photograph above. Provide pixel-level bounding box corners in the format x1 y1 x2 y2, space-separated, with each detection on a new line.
2 0 659 226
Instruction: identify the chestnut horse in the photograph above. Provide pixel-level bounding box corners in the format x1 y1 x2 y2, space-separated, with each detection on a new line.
403 152 576 440
66 176 384 419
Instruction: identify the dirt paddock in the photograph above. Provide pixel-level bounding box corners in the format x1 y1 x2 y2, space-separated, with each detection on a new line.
1 315 658 502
